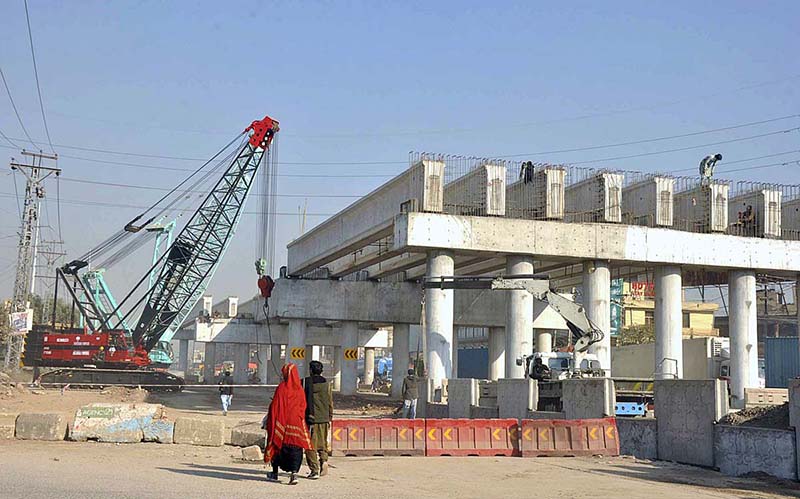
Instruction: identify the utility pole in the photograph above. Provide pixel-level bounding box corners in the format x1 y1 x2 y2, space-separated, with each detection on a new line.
3 150 60 371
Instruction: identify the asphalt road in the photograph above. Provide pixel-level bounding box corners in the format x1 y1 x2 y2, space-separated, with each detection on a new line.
1 440 798 499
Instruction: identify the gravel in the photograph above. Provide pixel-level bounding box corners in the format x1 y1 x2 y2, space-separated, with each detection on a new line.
719 404 790 429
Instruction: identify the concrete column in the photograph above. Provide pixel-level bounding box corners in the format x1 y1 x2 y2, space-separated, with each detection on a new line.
425 250 455 388
203 342 216 384
332 346 342 391
729 270 758 409
452 333 459 378
655 265 683 379
178 339 190 373
288 319 307 377
391 324 410 399
364 347 376 384
341 321 358 395
535 330 553 354
488 327 506 381
256 347 269 384
583 261 611 373
506 255 534 378
233 343 250 385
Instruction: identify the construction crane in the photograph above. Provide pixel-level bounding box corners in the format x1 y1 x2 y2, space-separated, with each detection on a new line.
22 116 279 389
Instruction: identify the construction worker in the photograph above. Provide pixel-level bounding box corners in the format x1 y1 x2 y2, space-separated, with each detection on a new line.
304 360 333 479
531 357 551 382
218 371 234 416
401 369 419 419
520 161 534 184
699 153 722 181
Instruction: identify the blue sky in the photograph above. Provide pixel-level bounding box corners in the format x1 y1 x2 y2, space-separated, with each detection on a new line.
0 1 798 303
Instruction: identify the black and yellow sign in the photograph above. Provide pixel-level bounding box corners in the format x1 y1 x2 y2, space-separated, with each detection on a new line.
290 347 306 360
343 348 358 361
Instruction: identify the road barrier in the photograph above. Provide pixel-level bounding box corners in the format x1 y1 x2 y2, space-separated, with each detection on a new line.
425 419 520 457
520 417 619 457
331 419 425 456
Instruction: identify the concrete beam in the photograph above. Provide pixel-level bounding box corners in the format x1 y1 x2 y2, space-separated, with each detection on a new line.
326 237 401 278
187 321 388 347
395 212 800 272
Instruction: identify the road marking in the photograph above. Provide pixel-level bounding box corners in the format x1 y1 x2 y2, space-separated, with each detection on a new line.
399 428 408 440
523 429 532 441
343 348 358 361
492 428 501 440
443 428 453 441
349 428 358 439
333 429 342 441
539 429 549 441
606 426 616 439
589 427 599 440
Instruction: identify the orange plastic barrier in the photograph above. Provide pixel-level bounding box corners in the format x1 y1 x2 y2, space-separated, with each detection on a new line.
425 419 520 457
331 419 425 456
520 417 619 457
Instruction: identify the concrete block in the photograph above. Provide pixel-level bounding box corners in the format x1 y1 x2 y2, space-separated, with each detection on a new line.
426 403 448 419
470 406 499 419
498 378 538 420
143 420 174 444
447 378 478 418
230 423 265 449
526 410 565 420
0 413 17 440
714 425 796 480
70 404 167 443
561 378 615 420
15 413 67 441
745 388 788 407
655 379 728 467
789 379 800 429
242 445 264 461
173 417 225 447
617 418 658 460
416 378 431 419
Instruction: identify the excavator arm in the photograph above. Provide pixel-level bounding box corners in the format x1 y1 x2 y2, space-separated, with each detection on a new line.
422 274 604 352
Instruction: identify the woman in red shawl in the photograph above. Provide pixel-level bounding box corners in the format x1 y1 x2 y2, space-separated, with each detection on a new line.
264 363 312 485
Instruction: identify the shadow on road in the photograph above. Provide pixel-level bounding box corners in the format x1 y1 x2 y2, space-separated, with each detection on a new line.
158 463 266 482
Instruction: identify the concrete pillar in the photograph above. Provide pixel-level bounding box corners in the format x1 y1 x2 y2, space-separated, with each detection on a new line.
655 266 683 379
583 261 611 373
506 255 534 378
488 327 506 381
233 343 250 385
203 342 216 384
364 347 376 384
332 346 342 391
452 333 459 378
535 330 553 354
391 324 410 399
267 344 282 384
341 321 358 395
729 270 758 409
425 250 455 388
178 339 190 373
256 347 269 384
288 319 307 377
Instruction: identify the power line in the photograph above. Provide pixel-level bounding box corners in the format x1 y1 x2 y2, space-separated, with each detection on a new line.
669 150 800 173
0 126 20 148
570 127 800 166
2 113 798 165
23 0 54 153
0 192 337 217
0 65 36 148
58 176 364 198
499 115 799 158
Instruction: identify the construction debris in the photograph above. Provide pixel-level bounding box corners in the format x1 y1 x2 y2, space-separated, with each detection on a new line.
719 404 790 429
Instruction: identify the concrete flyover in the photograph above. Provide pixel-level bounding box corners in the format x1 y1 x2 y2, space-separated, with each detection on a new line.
281 156 800 392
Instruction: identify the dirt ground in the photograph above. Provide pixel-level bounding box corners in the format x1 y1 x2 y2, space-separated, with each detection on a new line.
0 382 398 427
720 404 791 429
1 440 798 499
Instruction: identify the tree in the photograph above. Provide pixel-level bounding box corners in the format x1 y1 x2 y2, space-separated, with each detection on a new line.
617 324 655 346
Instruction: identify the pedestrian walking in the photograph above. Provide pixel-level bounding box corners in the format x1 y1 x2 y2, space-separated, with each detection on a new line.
401 369 419 419
264 364 312 485
218 371 234 416
304 360 333 479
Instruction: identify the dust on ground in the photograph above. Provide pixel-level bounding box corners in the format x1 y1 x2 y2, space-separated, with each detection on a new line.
720 404 790 429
